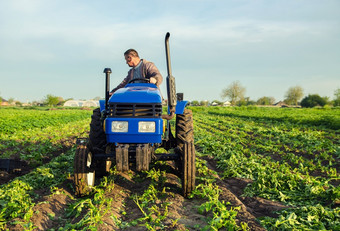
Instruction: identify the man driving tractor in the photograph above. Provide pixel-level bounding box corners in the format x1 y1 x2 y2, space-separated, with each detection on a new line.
110 49 163 95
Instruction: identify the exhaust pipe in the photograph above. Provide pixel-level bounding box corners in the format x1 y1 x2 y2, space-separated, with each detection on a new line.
103 68 112 114
162 32 176 120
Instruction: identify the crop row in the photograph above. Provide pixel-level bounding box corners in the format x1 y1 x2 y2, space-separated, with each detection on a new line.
0 149 75 229
200 106 340 130
192 106 339 230
195 111 338 180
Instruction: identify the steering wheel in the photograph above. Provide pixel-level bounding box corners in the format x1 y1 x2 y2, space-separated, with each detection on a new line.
128 78 150 84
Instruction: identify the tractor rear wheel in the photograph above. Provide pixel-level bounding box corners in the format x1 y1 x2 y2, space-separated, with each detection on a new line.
89 108 108 176
176 108 195 198
74 141 95 196
89 108 106 153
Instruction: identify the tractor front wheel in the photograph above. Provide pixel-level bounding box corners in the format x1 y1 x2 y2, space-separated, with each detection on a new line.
74 141 95 196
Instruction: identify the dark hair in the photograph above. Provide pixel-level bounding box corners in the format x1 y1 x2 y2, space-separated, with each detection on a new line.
124 49 139 58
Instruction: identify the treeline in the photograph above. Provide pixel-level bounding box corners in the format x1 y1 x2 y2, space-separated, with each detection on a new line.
0 94 102 107
194 82 340 108
2 85 340 108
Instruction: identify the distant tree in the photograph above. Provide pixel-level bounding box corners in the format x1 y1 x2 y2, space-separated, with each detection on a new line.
245 97 256 105
191 100 199 106
322 96 331 106
200 100 209 106
221 81 246 106
284 86 304 105
57 97 65 106
257 96 276 105
333 88 340 106
334 88 340 99
32 100 42 106
15 101 22 106
300 94 327 108
211 100 223 106
247 100 257 106
8 98 15 105
237 100 247 106
44 94 60 107
235 97 254 106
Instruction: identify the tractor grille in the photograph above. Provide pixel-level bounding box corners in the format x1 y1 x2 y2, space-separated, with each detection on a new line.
108 103 162 118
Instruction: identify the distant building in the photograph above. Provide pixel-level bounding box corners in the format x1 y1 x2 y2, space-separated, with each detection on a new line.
64 100 82 107
83 100 99 107
64 100 99 107
223 101 231 107
0 98 9 106
273 101 289 107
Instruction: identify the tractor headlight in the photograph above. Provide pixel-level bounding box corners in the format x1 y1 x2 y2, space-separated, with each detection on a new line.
111 121 128 132
138 121 155 133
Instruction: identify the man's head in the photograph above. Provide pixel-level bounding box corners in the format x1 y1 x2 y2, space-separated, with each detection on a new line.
124 49 140 67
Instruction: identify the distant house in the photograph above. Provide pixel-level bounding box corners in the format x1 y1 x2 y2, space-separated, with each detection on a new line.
223 101 231 107
273 101 289 107
0 98 9 106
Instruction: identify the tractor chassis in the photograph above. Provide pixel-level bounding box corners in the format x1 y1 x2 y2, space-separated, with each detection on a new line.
77 138 181 172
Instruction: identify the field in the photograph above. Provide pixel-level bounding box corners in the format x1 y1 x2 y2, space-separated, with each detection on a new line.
0 106 339 230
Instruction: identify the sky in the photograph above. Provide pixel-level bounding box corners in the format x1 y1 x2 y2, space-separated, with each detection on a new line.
0 0 339 103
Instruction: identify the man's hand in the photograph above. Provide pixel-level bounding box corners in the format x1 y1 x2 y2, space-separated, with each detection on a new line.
150 77 156 84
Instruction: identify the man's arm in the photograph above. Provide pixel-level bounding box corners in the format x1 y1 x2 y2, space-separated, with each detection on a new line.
144 61 163 87
110 71 132 95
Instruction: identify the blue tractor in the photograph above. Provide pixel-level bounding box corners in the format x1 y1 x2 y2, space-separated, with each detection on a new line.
74 33 195 198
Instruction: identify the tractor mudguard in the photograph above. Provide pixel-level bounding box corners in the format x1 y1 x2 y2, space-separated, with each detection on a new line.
175 100 188 115
99 99 105 113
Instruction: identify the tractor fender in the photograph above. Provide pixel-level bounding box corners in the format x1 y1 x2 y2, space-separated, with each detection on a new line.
99 100 106 113
175 101 188 114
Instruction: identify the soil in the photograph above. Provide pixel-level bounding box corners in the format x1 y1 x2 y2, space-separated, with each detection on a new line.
1 151 291 231
0 165 30 185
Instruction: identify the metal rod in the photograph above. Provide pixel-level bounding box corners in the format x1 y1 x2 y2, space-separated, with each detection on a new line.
165 32 172 77
103 68 112 113
164 32 177 119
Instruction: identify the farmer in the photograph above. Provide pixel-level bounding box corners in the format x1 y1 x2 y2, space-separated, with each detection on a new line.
110 49 163 95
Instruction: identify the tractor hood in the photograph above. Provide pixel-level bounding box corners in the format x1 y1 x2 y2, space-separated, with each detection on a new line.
109 83 162 103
